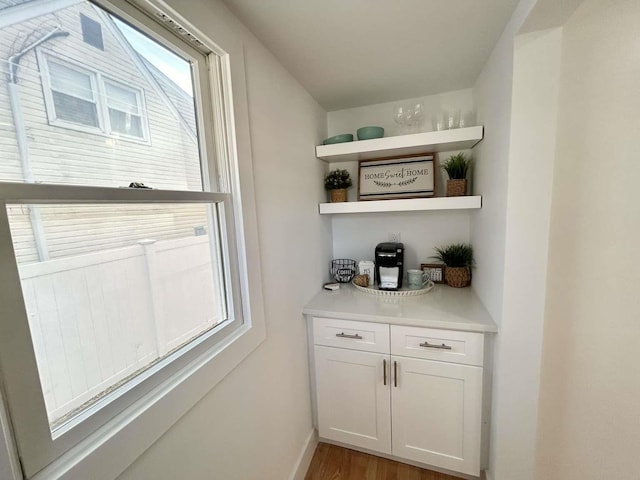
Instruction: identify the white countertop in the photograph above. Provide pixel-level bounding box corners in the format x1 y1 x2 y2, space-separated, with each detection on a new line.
303 284 497 333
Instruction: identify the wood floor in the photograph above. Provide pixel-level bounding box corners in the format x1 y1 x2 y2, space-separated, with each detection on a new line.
305 443 462 480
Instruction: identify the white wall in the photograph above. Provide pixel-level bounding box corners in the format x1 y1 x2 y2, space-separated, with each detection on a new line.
113 0 331 478
471 0 536 329
332 210 471 274
470 0 549 478
491 27 563 480
535 1 640 478
326 90 476 269
327 89 474 138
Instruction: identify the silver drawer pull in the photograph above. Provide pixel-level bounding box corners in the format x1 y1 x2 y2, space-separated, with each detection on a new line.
336 332 363 340
383 359 387 386
419 341 452 350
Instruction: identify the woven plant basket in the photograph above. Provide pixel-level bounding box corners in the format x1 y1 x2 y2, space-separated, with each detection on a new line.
446 179 467 197
445 266 471 288
329 188 348 203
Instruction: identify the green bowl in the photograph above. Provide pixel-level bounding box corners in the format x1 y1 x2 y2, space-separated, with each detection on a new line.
357 126 384 140
323 134 353 145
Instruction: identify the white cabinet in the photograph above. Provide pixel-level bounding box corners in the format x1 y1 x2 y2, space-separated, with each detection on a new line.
391 356 482 475
311 317 486 477
314 346 391 453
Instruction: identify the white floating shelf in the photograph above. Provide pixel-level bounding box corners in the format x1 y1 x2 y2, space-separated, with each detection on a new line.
319 196 482 215
316 126 484 163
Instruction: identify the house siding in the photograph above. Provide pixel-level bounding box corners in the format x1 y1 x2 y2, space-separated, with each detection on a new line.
0 1 208 263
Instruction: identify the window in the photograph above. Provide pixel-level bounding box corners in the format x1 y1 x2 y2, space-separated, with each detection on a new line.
80 14 104 50
7 202 227 430
104 80 145 137
47 60 100 128
0 0 262 478
41 55 150 141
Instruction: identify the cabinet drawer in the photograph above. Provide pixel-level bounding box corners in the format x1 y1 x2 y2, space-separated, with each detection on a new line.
391 325 484 366
313 317 390 354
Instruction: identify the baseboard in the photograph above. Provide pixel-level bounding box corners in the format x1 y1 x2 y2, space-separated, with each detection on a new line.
289 429 318 480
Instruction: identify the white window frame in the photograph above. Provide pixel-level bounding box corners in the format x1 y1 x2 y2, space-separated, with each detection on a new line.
39 53 151 143
40 55 104 134
102 77 149 140
0 0 266 478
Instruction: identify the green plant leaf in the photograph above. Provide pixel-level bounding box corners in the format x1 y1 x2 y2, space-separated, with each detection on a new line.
441 153 471 180
431 243 474 268
324 169 353 190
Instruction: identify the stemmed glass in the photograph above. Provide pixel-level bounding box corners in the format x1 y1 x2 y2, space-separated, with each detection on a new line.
393 102 425 133
393 104 409 132
410 102 425 132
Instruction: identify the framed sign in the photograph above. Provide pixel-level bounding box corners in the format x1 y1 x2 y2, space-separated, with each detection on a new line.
358 153 435 201
421 263 445 284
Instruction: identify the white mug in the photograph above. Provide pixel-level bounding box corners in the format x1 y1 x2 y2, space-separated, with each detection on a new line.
358 261 375 284
407 269 429 290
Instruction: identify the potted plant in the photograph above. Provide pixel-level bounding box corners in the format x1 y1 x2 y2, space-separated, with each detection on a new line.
324 169 353 203
431 243 474 288
441 153 471 197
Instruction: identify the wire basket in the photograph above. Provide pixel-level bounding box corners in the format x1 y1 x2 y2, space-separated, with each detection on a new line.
330 259 357 283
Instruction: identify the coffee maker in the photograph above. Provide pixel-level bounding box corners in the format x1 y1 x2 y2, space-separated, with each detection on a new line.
375 242 404 290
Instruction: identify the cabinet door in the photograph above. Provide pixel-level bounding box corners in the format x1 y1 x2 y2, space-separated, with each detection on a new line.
391 356 482 476
315 346 391 454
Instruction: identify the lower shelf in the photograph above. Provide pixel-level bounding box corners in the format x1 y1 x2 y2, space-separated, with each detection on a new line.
318 196 482 214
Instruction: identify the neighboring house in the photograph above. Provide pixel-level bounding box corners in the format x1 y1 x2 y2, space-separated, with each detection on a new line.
0 0 206 263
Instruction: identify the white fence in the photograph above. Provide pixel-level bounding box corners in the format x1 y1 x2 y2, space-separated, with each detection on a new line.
18 236 221 425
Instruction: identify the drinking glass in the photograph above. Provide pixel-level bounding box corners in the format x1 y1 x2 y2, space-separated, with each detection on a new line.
432 111 448 131
394 104 409 130
448 110 461 129
411 102 425 132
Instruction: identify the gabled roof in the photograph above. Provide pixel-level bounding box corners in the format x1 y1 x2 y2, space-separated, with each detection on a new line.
138 54 197 138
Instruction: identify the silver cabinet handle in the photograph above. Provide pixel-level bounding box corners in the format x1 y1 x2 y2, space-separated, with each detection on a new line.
336 332 363 339
393 361 398 387
419 341 452 350
383 359 387 386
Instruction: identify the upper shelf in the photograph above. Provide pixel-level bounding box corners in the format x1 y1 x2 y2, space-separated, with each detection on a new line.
316 126 484 163
319 196 482 214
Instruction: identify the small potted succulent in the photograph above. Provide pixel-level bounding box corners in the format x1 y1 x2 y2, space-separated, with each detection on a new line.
324 169 353 203
431 243 474 288
441 153 471 197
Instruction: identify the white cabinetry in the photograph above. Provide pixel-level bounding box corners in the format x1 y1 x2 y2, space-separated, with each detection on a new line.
311 317 485 477
391 355 482 475
315 346 391 453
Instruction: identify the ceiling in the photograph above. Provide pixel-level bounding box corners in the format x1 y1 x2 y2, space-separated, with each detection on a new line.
222 0 520 111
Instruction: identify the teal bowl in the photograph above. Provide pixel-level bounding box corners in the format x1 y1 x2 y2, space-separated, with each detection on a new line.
323 134 354 145
357 126 384 140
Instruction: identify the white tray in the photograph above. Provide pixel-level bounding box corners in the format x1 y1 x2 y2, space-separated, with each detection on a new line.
352 280 435 297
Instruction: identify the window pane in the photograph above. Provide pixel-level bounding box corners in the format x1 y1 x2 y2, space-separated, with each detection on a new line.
105 83 139 114
80 13 104 50
0 0 204 191
48 61 94 100
53 91 99 127
109 109 143 137
7 203 227 430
